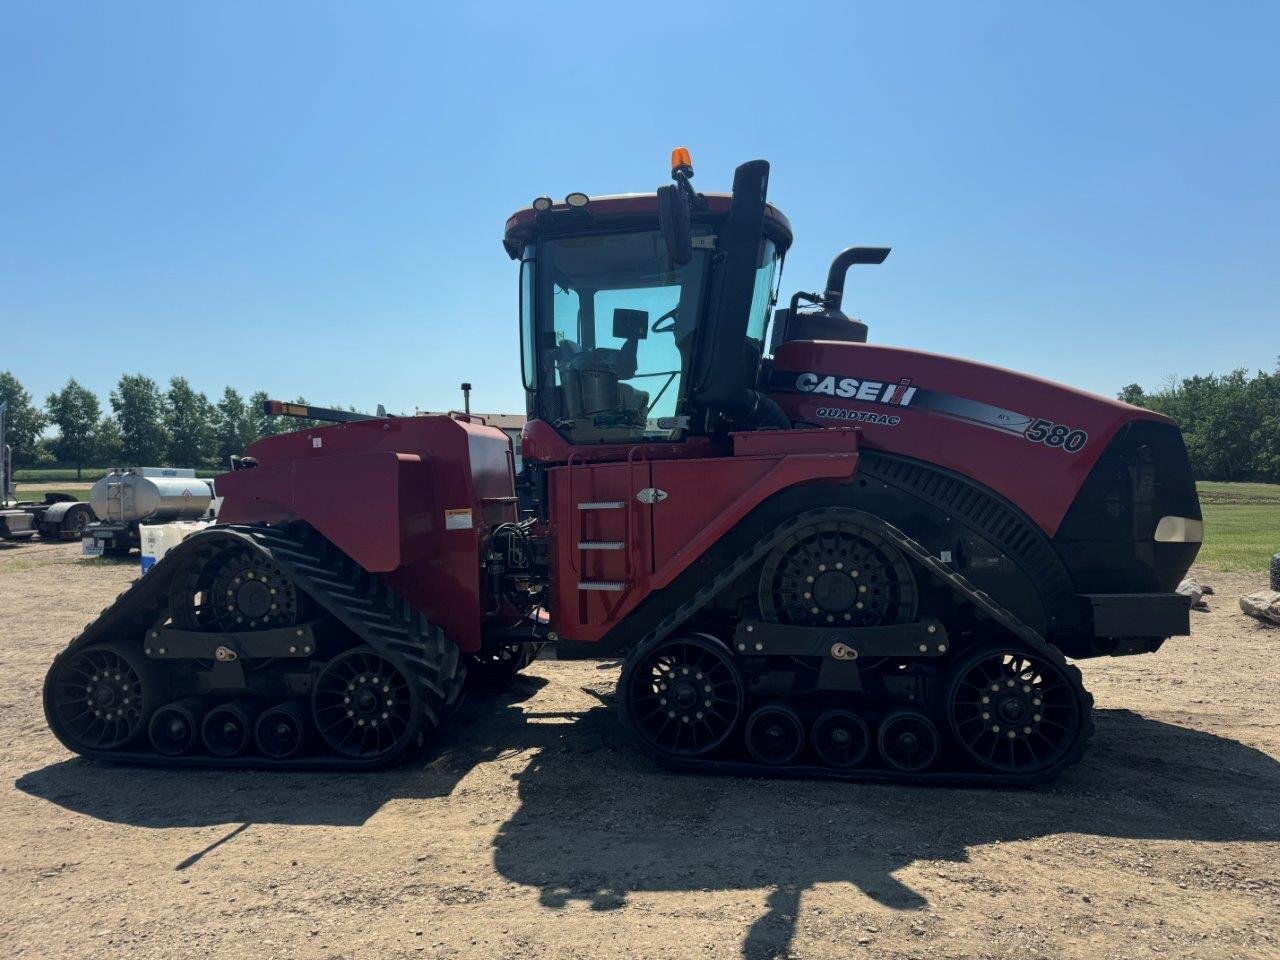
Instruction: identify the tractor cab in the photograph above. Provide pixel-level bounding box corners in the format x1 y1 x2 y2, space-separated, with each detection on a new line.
504 153 793 450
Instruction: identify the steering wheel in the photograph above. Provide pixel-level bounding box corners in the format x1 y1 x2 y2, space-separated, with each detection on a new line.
651 306 678 334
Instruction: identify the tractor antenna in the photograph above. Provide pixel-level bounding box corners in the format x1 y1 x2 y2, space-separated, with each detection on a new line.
460 382 472 415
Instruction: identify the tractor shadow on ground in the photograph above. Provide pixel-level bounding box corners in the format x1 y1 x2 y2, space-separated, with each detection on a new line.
488 698 1280 960
15 675 554 833
17 677 1280 960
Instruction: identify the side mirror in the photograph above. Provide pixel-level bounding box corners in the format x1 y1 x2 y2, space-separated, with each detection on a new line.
612 307 649 341
657 184 692 266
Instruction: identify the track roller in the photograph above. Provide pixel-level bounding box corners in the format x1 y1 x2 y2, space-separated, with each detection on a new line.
744 704 805 766
810 709 871 768
46 641 166 752
877 711 940 772
254 701 309 759
148 697 208 756
201 700 259 757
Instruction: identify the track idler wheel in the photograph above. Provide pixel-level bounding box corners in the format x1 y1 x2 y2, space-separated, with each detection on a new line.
810 709 871 768
744 704 804 766
201 700 259 757
148 697 208 756
620 633 744 759
312 647 419 760
254 701 309 759
877 711 940 772
46 642 166 752
945 645 1087 775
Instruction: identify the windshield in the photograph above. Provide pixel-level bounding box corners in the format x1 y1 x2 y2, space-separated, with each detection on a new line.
532 229 710 443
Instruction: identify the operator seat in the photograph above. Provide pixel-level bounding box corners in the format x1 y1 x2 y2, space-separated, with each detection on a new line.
555 339 650 421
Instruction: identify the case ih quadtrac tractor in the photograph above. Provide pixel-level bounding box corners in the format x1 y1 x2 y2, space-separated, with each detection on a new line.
43 151 1203 784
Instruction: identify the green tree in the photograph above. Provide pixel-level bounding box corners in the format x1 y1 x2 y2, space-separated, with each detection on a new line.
165 377 215 468
1116 383 1145 407
29 437 56 467
1120 358 1280 483
90 416 124 466
214 386 253 464
45 378 101 479
0 371 48 467
110 373 169 466
247 390 283 440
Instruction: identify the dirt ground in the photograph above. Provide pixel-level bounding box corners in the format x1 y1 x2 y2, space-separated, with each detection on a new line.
1 541 1277 960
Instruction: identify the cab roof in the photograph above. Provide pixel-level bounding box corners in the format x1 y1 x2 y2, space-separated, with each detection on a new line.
503 192 793 258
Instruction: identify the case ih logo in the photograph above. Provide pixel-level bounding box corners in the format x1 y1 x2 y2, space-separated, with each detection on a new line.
793 373 917 407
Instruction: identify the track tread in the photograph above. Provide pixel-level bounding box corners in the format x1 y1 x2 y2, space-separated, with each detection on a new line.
43 522 465 769
619 506 1094 786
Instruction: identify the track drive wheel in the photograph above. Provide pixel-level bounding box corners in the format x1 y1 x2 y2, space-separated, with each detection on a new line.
945 644 1089 776
759 519 918 628
46 642 167 752
312 646 420 761
620 633 744 760
167 541 301 632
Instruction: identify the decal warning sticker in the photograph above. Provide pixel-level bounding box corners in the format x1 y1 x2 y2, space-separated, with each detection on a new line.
444 508 474 530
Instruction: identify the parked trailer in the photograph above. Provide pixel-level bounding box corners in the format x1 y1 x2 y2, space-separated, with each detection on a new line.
0 407 96 542
83 468 215 556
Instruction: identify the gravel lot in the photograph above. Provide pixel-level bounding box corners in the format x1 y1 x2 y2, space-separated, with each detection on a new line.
2 541 1277 959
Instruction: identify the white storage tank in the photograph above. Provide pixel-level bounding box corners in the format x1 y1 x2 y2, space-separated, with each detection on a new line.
89 468 214 524
140 519 211 574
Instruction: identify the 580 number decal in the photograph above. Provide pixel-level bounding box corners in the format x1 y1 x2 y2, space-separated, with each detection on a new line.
1025 418 1087 453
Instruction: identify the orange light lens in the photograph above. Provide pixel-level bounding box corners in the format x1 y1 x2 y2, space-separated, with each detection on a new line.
671 146 692 172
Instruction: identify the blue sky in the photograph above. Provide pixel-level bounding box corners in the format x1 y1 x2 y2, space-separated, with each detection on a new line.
3 2 1276 417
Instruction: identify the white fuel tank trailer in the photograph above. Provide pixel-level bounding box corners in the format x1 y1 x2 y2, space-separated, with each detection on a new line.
89 468 214 525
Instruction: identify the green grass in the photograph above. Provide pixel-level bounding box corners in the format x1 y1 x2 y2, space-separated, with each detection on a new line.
1199 502 1280 573
1192 482 1280 573
13 487 85 501
1196 481 1280 505
13 467 219 481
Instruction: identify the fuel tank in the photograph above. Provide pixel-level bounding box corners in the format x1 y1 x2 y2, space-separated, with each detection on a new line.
89 469 214 524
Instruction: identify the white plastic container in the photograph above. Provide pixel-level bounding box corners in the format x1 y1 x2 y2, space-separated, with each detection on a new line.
140 520 212 574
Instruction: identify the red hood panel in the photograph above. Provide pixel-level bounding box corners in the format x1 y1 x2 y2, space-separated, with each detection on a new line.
768 341 1168 535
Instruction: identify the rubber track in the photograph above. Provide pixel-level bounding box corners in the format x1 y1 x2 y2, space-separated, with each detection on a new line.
621 507 1095 787
42 523 465 770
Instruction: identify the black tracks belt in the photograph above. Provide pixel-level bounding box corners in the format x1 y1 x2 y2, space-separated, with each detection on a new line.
620 507 1095 787
42 523 463 770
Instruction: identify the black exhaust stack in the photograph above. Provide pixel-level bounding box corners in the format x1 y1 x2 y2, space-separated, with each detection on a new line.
824 246 891 319
772 246 891 349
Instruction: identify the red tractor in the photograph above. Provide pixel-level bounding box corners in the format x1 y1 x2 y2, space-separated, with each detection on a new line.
43 151 1202 783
